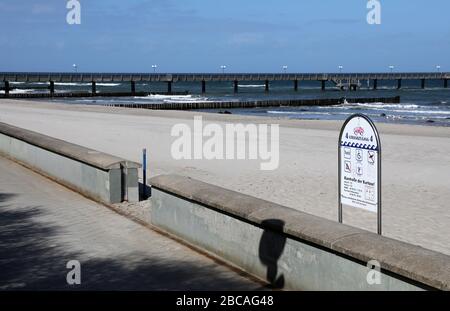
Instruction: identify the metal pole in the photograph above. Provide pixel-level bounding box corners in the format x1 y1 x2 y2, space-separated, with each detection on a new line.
338 142 343 223
377 143 382 235
142 148 147 199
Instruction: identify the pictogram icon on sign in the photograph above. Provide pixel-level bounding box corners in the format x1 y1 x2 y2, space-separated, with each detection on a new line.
356 163 363 176
368 151 375 164
356 149 363 162
344 147 351 159
344 161 351 173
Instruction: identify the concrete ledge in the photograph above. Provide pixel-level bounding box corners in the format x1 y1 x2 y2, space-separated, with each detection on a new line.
150 174 450 291
0 122 140 204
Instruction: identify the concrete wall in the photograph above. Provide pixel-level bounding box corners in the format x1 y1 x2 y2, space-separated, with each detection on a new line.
0 122 140 204
150 175 450 291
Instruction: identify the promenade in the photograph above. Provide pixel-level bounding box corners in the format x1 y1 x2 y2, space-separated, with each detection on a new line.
0 156 264 290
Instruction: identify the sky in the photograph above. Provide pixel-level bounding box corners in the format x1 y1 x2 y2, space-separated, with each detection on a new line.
0 0 449 73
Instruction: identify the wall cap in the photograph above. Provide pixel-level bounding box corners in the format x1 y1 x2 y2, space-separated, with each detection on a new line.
0 122 141 170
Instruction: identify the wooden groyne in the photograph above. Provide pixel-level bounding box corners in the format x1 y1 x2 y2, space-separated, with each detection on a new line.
104 96 401 110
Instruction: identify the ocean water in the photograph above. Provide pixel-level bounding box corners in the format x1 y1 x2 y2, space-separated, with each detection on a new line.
12 79 450 126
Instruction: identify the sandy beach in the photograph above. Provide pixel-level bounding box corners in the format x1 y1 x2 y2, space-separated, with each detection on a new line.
0 99 449 256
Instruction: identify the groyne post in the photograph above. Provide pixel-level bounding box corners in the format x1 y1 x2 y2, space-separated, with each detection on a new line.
294 79 298 91
445 79 448 88
397 79 402 89
421 79 426 89
3 81 9 97
233 80 238 93
265 80 270 92
91 81 97 96
373 79 378 90
321 80 326 91
167 81 172 94
201 80 206 94
131 81 136 96
49 81 55 96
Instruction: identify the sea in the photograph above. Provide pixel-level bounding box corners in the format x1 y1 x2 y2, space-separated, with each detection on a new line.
5 79 450 126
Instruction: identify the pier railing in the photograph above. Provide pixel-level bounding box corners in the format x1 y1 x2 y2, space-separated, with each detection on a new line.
0 72 449 82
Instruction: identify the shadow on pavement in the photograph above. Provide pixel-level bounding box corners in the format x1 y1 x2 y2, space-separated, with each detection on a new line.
0 192 264 291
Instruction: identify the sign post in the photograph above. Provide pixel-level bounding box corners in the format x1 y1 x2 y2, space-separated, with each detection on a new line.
338 114 382 235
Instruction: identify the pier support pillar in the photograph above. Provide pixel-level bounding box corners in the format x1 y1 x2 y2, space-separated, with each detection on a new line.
373 79 378 90
3 81 9 97
265 80 269 93
91 81 97 96
234 80 238 93
321 80 326 91
201 80 206 94
131 81 136 95
421 79 426 89
397 79 402 89
294 80 298 91
167 81 172 94
49 81 55 96
445 79 448 88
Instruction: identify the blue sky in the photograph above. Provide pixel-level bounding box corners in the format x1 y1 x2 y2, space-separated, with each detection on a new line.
0 0 449 73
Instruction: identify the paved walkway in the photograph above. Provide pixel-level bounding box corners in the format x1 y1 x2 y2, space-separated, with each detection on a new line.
0 156 264 290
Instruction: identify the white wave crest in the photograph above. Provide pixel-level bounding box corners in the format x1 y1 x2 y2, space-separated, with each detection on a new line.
0 89 36 94
139 94 210 103
97 83 122 87
353 103 419 109
238 84 265 88
390 109 450 115
267 110 349 116
52 82 121 87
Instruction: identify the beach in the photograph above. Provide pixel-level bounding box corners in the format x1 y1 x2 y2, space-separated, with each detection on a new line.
0 99 449 256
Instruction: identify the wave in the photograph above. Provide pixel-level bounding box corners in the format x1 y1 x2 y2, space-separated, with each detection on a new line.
0 89 36 94
267 110 349 116
351 103 420 109
56 83 84 86
238 84 265 88
97 83 122 87
146 94 195 99
53 82 121 86
23 82 121 87
390 109 450 115
139 94 211 103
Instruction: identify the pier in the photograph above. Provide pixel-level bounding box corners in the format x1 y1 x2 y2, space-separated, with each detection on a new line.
0 72 448 98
